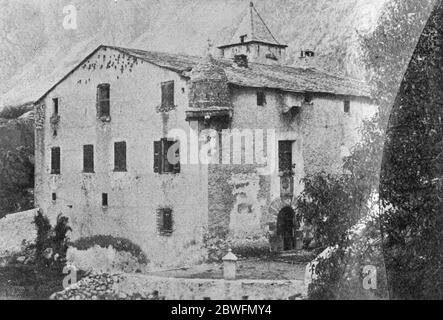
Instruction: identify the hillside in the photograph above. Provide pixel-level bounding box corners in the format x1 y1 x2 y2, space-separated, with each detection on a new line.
0 0 387 109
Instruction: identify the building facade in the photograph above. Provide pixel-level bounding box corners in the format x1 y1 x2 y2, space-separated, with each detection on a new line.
34 3 376 267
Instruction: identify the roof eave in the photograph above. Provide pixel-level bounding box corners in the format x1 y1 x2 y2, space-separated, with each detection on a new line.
217 40 287 49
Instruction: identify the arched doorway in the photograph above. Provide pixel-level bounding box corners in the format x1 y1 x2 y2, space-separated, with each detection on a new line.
277 206 296 251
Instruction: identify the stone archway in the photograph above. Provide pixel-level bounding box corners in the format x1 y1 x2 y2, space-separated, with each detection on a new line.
277 206 296 251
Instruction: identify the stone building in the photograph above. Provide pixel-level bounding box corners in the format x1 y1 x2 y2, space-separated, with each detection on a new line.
34 3 376 266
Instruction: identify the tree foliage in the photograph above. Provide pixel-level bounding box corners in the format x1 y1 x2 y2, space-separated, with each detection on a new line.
0 145 34 217
379 0 443 299
34 211 72 272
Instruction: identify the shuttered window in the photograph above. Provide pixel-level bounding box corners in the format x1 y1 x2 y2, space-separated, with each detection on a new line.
161 81 174 108
153 139 180 174
114 141 127 172
83 145 94 173
97 83 110 117
157 208 173 235
51 147 61 174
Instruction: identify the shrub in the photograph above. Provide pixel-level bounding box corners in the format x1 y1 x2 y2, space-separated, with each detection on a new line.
70 235 148 264
33 210 72 272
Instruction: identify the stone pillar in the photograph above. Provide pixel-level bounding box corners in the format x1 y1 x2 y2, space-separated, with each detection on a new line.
222 249 238 280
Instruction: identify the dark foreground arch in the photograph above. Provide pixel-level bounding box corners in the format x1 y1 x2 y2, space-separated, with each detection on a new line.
380 0 443 299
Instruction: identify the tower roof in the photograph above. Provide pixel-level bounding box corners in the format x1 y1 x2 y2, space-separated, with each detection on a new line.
218 2 287 49
190 54 228 82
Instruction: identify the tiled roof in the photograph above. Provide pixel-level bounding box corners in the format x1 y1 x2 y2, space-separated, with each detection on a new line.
112 46 370 98
37 45 371 102
219 2 285 48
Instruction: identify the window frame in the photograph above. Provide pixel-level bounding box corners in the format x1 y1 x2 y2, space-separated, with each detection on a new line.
102 193 108 207
157 208 173 235
257 91 266 106
114 141 127 172
83 144 94 173
161 80 175 108
153 138 180 174
278 140 293 174
51 147 61 174
52 98 59 115
97 83 111 119
344 99 351 114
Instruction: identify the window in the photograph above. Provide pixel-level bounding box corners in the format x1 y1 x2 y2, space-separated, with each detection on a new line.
278 141 293 174
257 91 266 106
114 141 127 172
51 147 61 174
161 81 174 108
83 145 94 173
153 138 180 174
52 193 57 201
240 34 247 43
97 83 110 118
102 193 108 207
157 208 173 235
52 98 59 115
344 100 350 113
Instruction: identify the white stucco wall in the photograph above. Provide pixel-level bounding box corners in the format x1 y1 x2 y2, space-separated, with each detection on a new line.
35 47 209 267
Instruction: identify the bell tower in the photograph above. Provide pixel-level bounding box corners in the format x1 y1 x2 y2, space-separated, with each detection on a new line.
217 2 287 65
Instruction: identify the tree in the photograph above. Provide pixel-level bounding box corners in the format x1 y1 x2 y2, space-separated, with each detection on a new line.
379 0 443 299
0 145 34 217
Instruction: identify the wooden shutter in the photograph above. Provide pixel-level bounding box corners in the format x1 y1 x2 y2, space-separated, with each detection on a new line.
51 147 60 174
83 145 94 173
162 139 171 173
153 140 162 173
114 141 126 171
163 139 178 174
161 81 174 107
172 141 180 174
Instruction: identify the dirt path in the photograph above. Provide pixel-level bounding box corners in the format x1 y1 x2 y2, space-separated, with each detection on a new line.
146 259 307 280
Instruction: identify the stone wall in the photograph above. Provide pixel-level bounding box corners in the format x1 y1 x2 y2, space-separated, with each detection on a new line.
0 209 38 257
116 273 306 300
207 88 376 248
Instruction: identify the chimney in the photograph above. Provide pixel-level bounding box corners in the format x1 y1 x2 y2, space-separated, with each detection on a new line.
299 50 315 67
234 54 248 68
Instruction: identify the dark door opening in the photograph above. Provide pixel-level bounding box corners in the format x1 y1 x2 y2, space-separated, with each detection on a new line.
277 206 296 251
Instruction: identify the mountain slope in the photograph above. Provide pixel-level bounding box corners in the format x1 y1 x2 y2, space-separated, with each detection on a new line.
0 0 386 109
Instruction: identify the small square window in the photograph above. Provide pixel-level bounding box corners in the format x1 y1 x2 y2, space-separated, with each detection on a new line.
257 91 266 106
102 193 108 207
344 100 350 113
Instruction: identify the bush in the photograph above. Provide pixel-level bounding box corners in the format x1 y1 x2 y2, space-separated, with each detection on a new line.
70 235 148 264
34 210 71 272
296 172 361 248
